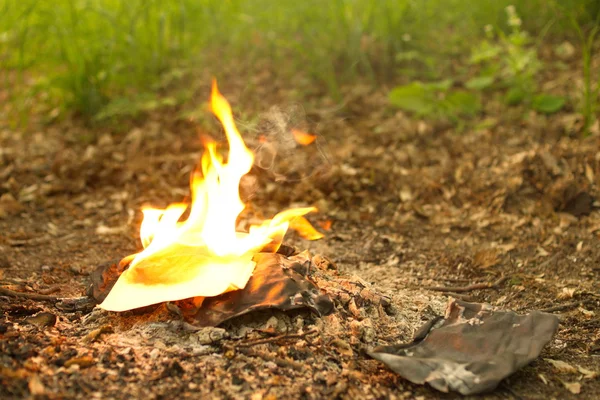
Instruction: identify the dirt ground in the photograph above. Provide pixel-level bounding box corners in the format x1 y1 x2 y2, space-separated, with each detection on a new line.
1 70 600 399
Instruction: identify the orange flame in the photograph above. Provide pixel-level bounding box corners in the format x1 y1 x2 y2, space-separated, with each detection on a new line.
100 81 321 312
291 129 317 145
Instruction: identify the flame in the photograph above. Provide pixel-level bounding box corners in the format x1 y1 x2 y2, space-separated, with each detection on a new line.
317 219 332 231
291 129 317 145
100 81 321 312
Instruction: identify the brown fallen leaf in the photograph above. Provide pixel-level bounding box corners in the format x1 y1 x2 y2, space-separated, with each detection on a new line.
0 193 25 219
473 249 500 269
64 356 96 368
578 366 599 380
83 325 113 344
546 358 577 374
557 287 577 300
562 381 581 394
28 374 45 396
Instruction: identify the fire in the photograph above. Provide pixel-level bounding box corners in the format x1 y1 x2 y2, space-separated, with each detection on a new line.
100 81 321 312
291 129 317 145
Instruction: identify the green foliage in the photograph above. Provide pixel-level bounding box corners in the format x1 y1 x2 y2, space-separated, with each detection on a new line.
553 0 600 135
389 83 437 116
0 0 593 124
0 0 417 117
0 0 216 118
389 80 480 121
531 94 566 114
465 76 495 91
468 5 565 113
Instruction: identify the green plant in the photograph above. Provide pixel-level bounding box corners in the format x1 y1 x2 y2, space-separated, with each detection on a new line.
468 5 565 114
388 79 481 123
554 1 600 136
0 0 593 125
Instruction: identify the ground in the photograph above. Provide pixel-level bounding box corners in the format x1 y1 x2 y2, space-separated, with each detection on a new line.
1 71 599 399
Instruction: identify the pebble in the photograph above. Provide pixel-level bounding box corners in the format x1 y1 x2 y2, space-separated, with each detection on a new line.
193 327 228 345
24 312 57 328
149 348 161 360
264 316 279 331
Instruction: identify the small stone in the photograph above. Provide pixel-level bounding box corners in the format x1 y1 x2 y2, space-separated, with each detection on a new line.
24 312 57 328
264 361 278 370
193 327 228 345
330 338 353 357
149 348 161 360
41 265 52 272
264 316 279 331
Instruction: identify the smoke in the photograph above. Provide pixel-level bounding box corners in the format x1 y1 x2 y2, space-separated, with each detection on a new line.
246 104 331 182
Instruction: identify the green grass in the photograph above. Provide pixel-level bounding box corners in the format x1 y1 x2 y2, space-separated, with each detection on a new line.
0 0 597 123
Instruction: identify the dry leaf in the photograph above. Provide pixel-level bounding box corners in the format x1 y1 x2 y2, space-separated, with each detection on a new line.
579 308 595 317
536 247 550 257
557 287 577 300
585 163 595 184
28 375 45 395
545 358 577 374
473 249 500 269
563 381 581 394
64 356 96 368
577 366 598 379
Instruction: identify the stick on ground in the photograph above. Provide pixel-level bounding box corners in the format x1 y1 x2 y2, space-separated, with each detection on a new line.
418 276 509 294
0 287 60 302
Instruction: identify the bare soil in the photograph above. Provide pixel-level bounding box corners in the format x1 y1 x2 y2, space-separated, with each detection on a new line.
1 74 599 399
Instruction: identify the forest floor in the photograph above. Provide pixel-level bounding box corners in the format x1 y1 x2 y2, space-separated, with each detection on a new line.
1 65 600 399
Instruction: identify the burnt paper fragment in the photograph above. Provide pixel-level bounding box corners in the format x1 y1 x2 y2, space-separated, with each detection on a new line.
88 257 131 303
87 251 333 327
368 299 559 395
184 252 334 327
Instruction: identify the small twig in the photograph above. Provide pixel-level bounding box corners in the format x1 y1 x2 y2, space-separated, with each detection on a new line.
38 287 60 295
236 348 304 371
236 328 319 348
8 233 76 247
537 299 596 313
0 288 94 312
444 292 476 302
0 287 60 302
418 276 509 293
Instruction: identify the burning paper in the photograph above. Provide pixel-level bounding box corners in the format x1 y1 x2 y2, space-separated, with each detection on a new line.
100 81 322 312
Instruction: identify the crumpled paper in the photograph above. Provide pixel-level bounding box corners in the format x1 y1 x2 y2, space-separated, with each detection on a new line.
368 299 559 395
184 252 333 327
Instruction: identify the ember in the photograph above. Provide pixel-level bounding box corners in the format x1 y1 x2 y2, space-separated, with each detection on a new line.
99 81 323 312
